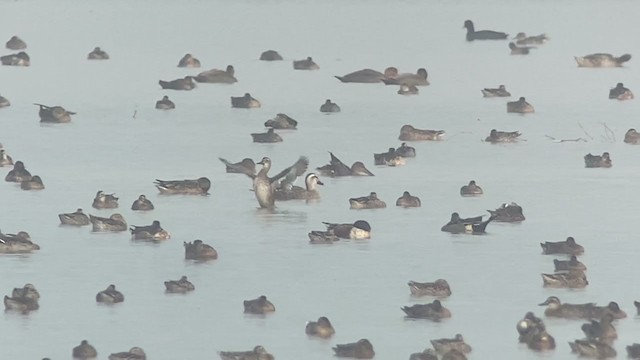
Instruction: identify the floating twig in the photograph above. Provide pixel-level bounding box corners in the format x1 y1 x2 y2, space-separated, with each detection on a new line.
545 135 587 143
577 122 594 140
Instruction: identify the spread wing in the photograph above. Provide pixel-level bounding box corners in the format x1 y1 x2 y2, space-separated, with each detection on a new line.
269 156 309 186
218 157 256 177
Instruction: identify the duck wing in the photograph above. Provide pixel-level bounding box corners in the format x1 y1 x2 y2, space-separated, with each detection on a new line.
329 152 352 176
269 156 309 186
219 157 256 177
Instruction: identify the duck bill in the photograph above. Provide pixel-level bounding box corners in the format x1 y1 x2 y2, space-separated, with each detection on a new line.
317 180 324 186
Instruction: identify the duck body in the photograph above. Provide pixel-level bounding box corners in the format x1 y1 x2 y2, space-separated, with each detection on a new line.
87 47 109 60
195 65 237 83
251 128 282 143
488 202 525 222
219 345 274 360
431 334 472 354
274 173 322 201
382 68 429 86
569 339 616 359
154 177 211 195
485 129 521 143
373 148 404 166
441 212 494 234
609 83 634 100
460 181 483 196
509 42 533 55
398 83 419 95
399 125 444 141
402 300 451 321
333 339 375 359
320 99 340 112
541 271 588 288
541 237 584 255
554 256 587 272
72 340 97 359
231 93 261 108
59 208 90 226
4 160 31 182
96 285 124 303
464 20 508 41
0 231 40 253
130 220 170 241
305 316 335 338
507 97 534 113
625 129 640 144
409 349 438 360
349 192 386 209
408 279 451 297
335 68 390 83
481 85 511 97
21 175 44 190
293 56 319 70
260 50 282 61
396 143 416 157
108 347 146 360
35 104 75 123
584 152 612 168
264 113 297 129
177 53 201 68
308 220 371 243
575 53 631 67
131 195 154 211
184 240 218 260
155 96 175 110
628 344 640 359
0 95 11 108
514 32 549 45
6 35 26 50
90 214 127 232
92 190 119 209
248 156 308 208
517 312 556 351
1 51 30 66
396 191 421 207
164 276 195 293
159 76 195 90
243 295 275 314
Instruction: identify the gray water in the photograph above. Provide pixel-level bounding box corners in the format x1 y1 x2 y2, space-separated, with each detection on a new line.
1 0 640 359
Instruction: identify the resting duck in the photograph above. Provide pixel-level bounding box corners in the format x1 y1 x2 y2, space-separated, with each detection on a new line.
333 339 375 359
90 214 127 232
155 95 175 110
0 147 12 166
316 152 374 177
231 93 261 108
584 152 612 168
409 349 438 360
396 191 421 208
402 300 452 321
92 190 119 209
373 147 405 166
541 237 584 255
517 312 555 351
441 212 494 234
293 56 319 70
538 296 625 319
0 231 40 253
131 195 154 211
195 65 237 83
177 53 201 68
130 220 170 241
0 94 10 108
463 20 508 41
320 99 340 113
575 53 631 68
507 97 535 113
382 68 429 86
5 160 32 182
259 50 283 61
335 67 397 83
582 314 617 343
485 129 521 143
4 283 40 311
59 208 90 226
398 125 444 141
20 175 44 190
488 202 525 222
35 104 75 123
541 270 588 288
243 295 275 314
219 346 274 360
251 128 283 143
72 340 97 359
164 276 195 293
308 220 371 243
219 157 256 176
624 129 640 144
0 51 30 66
246 156 308 209
87 47 109 60
274 173 323 201
96 284 124 303
460 180 483 196
569 339 616 359
609 82 634 100
481 85 511 97
305 316 335 338
431 334 472 354
514 32 549 45
408 279 451 297
398 83 419 95
264 113 297 129
396 143 416 157
184 240 218 260
554 255 587 272
154 177 211 195
349 192 387 209
509 42 533 55
108 347 146 360
5 35 26 50
158 76 196 90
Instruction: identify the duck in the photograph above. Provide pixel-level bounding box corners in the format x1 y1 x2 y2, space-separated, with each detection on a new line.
592 302 627 319
575 53 631 68
4 160 32 182
485 129 521 143
108 347 146 360
0 51 30 66
155 95 175 110
3 284 40 311
624 129 640 144
259 50 283 61
609 82 634 100
541 237 584 255
541 270 588 288
219 345 274 360
317 152 373 176
513 32 549 45
158 76 196 90
87 47 109 60
35 103 75 123
409 349 438 360
293 56 319 70
517 312 556 351
507 97 535 113
245 156 308 209
90 214 127 232
0 231 40 253
584 152 612 168
488 202 525 222
349 192 387 209
431 334 472 354
569 339 616 359
463 20 508 41
481 85 511 97
164 276 195 293
243 295 275 314
177 53 200 68
398 125 444 141
0 146 13 165
264 113 297 129
129 220 170 241
0 94 10 108
96 284 124 303
628 344 640 359
396 191 421 208
554 255 587 272
59 208 90 226
335 67 398 83
195 65 237 83
441 212 494 234
582 314 617 343
320 99 341 113
154 177 211 195
219 157 256 176
333 339 375 359
251 128 283 143
274 172 323 201
92 190 119 209
635 301 640 315
11 283 40 301
382 68 429 86
401 300 452 321
6 35 26 50
538 296 626 319
398 83 419 95
20 175 44 190
509 42 534 55
72 340 97 359
305 316 335 338
131 195 154 211
231 93 261 108
308 220 371 243
460 180 483 196
184 240 218 260
408 279 451 297
396 143 416 157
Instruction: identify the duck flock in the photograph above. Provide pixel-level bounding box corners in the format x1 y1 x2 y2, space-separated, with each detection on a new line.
2 2 640 359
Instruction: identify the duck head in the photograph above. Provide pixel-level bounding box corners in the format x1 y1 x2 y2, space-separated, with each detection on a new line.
14 161 25 170
305 173 323 188
257 157 272 169
317 316 332 327
353 220 371 232
197 177 211 192
384 67 398 77
469 180 477 186
451 212 461 222
417 68 428 79
538 296 561 307
351 162 374 176
463 20 475 31
226 65 235 75
509 42 517 50
566 236 576 245
518 96 526 102
602 152 610 160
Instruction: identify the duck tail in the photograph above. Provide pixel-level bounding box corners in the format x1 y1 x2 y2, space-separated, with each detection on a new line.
618 54 632 63
334 76 344 82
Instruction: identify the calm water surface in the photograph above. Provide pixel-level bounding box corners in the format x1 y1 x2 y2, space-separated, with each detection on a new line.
1 0 640 359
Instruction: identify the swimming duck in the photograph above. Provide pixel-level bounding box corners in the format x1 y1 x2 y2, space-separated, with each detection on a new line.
382 68 429 86
87 47 109 60
219 157 256 176
0 51 30 66
0 94 10 108
20 175 44 190
507 97 535 113
431 334 472 354
509 42 534 55
409 349 438 360
264 113 297 129
440 212 494 234
274 172 323 201
488 202 525 222
130 220 170 241
6 35 26 50
308 220 371 243
251 128 283 143
72 340 97 359
0 147 13 166
481 85 511 97
538 296 625 319
349 192 387 209
371 147 396 164
131 195 154 211
396 143 416 157
184 240 218 260
396 191 421 207
35 103 75 123
3 283 39 311
485 129 521 143
569 339 616 359
408 279 451 297
158 76 196 90
154 177 211 195
320 99 341 113
155 95 175 110
259 50 283 61
164 276 195 293
92 190 119 209
293 56 319 70
219 345 274 360
575 53 631 68
4 160 32 182
90 213 127 232
305 316 335 338
463 20 508 41
398 83 419 95
59 208 90 226
401 300 452 321
195 65 237 83
541 237 584 255
0 230 40 253
624 129 640 144
317 152 374 176
231 93 261 108
245 156 309 208
333 339 375 359
584 152 612 168
541 270 588 288
335 67 398 83
11 283 40 301
628 344 640 359
398 125 444 141
460 180 483 196
108 347 146 360
514 32 549 45
582 314 617 343
609 82 634 100
96 284 124 303
554 255 587 272
517 312 556 351
243 295 275 314
177 53 201 68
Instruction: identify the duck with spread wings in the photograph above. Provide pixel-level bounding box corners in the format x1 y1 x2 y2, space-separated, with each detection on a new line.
247 156 308 209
